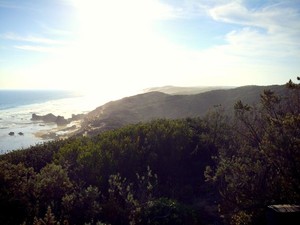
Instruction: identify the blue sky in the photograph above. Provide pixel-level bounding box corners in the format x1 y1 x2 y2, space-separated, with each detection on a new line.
0 0 299 95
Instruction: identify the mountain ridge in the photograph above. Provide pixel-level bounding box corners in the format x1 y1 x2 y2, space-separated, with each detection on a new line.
78 84 286 136
142 85 235 95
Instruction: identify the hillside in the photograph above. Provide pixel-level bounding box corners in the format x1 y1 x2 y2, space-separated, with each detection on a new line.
142 85 234 95
0 80 299 225
80 85 286 136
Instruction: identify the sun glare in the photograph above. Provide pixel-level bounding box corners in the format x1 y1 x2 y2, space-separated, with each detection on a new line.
55 0 177 94
8 0 267 93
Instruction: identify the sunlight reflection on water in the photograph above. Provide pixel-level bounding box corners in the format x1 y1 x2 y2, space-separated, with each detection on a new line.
0 94 109 153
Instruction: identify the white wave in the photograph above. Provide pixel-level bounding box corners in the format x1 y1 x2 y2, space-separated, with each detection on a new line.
0 94 108 153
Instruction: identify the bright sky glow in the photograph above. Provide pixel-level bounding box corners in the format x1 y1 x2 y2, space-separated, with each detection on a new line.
0 0 299 95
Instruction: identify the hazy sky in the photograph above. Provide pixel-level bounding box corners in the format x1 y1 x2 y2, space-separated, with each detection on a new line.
0 0 299 95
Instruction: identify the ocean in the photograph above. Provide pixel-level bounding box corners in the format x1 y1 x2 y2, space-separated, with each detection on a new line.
0 90 107 153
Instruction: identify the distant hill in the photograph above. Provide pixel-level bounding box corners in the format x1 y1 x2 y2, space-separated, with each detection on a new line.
143 85 234 95
79 85 286 136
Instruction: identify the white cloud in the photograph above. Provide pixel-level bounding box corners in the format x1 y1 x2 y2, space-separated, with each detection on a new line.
207 1 300 59
213 27 299 60
209 1 300 33
38 23 73 36
3 0 299 90
146 0 300 85
70 0 177 21
14 45 59 53
1 32 67 45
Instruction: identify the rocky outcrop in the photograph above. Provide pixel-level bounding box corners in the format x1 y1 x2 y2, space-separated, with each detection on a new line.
71 114 85 121
32 113 57 123
56 116 68 126
31 113 85 126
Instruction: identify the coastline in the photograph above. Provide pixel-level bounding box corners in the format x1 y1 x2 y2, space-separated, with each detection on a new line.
34 120 82 140
0 118 84 154
0 89 138 153
0 92 104 153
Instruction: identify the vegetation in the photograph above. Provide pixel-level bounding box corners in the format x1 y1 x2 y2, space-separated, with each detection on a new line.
0 79 299 225
81 85 286 135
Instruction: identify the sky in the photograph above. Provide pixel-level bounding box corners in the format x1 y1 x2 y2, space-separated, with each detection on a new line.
0 0 300 96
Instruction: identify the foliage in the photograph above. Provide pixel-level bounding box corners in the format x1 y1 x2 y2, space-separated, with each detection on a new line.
32 206 60 225
206 78 300 224
0 117 213 224
139 198 198 225
0 79 299 224
62 185 102 224
0 161 36 225
34 163 73 217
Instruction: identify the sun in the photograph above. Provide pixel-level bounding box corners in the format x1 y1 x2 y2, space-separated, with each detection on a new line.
57 0 175 93
12 0 197 94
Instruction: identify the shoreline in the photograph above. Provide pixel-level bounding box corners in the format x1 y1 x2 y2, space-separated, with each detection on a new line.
0 120 83 154
0 93 104 153
34 120 82 141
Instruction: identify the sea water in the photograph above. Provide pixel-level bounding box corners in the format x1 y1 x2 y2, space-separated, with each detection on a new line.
0 90 107 153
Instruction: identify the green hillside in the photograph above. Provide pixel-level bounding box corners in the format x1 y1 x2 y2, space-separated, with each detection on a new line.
80 85 286 136
0 80 299 225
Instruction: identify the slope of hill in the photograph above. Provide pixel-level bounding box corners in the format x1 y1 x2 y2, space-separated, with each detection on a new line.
143 85 234 95
79 85 286 136
0 80 298 225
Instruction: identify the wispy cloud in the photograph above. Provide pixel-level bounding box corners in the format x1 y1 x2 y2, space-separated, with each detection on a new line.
0 31 70 53
69 0 181 21
159 0 300 59
209 2 300 33
38 23 73 36
14 45 59 53
1 32 67 45
206 1 300 59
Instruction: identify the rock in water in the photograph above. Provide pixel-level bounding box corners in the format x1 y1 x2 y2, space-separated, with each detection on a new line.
31 113 85 126
31 113 57 123
56 116 68 126
8 132 14 136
